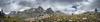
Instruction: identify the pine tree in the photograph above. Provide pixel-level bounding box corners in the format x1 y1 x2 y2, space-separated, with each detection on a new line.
95 8 98 12
0 9 5 22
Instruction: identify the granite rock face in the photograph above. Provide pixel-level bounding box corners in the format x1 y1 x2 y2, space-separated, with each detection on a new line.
34 6 44 13
8 6 54 18
46 8 54 14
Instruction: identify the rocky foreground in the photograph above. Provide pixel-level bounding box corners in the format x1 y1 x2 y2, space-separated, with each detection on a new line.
3 12 100 22
24 12 100 22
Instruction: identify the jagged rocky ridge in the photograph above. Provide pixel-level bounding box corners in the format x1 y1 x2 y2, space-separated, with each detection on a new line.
8 6 54 18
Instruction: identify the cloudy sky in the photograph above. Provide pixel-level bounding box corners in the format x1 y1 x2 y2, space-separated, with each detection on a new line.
0 0 99 14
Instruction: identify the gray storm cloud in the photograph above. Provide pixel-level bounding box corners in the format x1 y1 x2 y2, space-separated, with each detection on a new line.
0 0 99 14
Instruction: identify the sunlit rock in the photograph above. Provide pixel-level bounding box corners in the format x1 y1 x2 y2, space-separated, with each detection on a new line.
82 17 87 20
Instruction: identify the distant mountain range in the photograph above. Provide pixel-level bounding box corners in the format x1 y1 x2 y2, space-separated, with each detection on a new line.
8 6 54 18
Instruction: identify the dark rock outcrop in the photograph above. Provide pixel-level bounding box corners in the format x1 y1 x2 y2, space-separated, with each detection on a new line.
45 8 54 14
0 9 5 17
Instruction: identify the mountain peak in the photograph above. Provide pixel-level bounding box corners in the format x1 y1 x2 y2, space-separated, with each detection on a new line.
35 6 44 13
46 8 54 14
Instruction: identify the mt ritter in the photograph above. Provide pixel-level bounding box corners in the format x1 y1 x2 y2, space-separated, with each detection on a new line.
8 6 54 18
